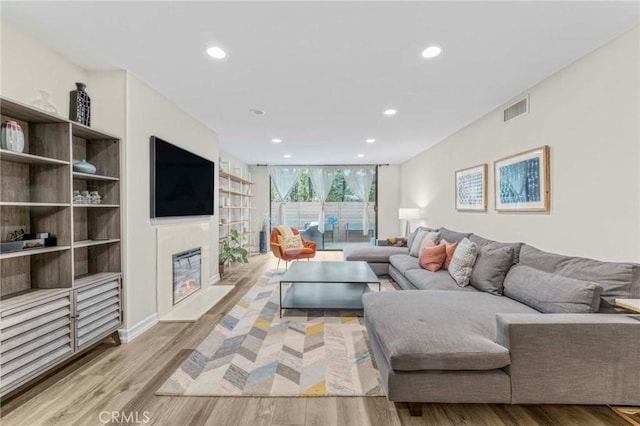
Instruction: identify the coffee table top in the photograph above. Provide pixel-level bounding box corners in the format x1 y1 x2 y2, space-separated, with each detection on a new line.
279 261 379 284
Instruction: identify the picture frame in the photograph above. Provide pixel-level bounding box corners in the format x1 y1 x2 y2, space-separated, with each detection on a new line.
494 145 550 212
455 164 488 211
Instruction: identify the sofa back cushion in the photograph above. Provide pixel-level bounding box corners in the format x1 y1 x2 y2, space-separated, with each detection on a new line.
470 243 515 295
469 234 524 263
518 245 640 312
438 227 472 244
504 264 603 313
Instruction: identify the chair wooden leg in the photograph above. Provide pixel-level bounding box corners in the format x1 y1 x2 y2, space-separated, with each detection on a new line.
277 259 281 270
408 402 422 417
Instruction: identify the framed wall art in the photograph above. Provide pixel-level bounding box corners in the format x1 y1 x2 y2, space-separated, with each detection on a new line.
455 164 487 211
494 145 550 212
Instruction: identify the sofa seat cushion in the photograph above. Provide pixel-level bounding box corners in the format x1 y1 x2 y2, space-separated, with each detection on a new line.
362 291 538 371
389 254 420 275
343 245 408 263
405 269 477 291
284 247 315 256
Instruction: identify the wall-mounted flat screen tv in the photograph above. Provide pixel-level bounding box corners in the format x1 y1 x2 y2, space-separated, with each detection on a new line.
150 136 214 218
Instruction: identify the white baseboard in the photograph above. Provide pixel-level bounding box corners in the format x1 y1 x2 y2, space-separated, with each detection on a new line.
118 313 158 343
209 273 221 285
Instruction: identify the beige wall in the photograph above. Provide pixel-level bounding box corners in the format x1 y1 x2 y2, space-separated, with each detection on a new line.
377 165 401 237
400 27 640 262
1 23 221 330
126 74 219 328
1 22 87 118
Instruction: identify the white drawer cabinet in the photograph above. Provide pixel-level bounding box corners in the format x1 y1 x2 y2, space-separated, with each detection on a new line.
74 277 121 350
0 291 74 395
0 274 122 397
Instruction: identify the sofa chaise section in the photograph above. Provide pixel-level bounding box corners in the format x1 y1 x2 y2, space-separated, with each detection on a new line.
363 291 538 403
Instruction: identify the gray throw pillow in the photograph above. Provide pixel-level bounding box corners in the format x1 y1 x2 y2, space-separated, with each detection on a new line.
448 238 479 287
503 264 603 313
408 226 438 250
409 229 440 257
470 243 515 295
409 231 439 257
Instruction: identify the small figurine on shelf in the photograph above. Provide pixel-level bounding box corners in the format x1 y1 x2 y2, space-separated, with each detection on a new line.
90 191 102 204
69 82 91 126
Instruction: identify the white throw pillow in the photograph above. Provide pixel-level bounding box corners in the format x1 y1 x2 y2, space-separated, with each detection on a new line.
448 238 479 286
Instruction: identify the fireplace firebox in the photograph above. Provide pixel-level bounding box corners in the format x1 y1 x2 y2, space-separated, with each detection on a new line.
173 247 202 305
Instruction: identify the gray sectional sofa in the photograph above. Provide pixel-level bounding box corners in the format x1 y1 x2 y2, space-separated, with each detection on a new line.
343 227 640 412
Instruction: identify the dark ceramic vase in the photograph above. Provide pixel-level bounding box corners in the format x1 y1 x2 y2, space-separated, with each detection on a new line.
69 82 91 126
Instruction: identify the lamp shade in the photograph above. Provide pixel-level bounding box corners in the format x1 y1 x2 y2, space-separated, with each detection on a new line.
398 208 420 220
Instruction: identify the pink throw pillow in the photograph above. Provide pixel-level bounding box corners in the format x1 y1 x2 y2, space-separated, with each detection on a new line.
440 239 459 270
419 241 447 272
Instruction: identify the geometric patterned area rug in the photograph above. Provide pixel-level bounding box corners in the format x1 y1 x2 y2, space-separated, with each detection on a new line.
156 269 392 397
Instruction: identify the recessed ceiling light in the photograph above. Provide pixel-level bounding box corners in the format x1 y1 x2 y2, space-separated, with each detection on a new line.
283 154 292 158
421 46 442 58
272 138 282 143
250 108 266 116
357 154 365 158
366 138 375 143
206 46 227 59
383 109 397 116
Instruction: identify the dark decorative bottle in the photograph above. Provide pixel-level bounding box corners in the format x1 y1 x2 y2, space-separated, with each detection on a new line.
69 82 91 126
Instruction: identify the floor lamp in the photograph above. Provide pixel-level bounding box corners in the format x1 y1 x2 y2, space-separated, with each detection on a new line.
398 208 420 237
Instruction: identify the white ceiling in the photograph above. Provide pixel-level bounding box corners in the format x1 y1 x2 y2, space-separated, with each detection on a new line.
3 2 638 165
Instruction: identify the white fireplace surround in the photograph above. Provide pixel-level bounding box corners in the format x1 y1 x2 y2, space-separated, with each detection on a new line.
156 221 233 322
157 222 211 319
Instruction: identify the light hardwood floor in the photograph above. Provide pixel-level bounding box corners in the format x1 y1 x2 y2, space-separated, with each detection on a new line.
0 252 627 426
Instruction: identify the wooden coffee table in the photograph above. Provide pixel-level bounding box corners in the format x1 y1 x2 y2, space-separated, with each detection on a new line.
278 261 380 317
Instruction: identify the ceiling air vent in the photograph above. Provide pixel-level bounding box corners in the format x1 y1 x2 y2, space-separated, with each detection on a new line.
503 95 529 122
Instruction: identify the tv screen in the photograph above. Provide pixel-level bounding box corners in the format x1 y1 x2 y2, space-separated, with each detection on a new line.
150 136 214 218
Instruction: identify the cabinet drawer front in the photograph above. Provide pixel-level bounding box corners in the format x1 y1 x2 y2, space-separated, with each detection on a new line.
75 279 121 350
0 317 71 354
77 317 121 348
1 298 71 330
1 345 73 395
76 280 119 303
0 294 73 395
76 289 119 312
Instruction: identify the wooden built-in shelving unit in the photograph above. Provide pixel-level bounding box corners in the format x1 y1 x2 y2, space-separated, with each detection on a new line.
218 169 256 255
0 97 123 398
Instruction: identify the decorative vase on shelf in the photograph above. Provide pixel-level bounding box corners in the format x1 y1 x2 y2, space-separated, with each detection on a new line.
73 160 97 174
31 90 58 114
1 121 25 153
69 82 91 126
